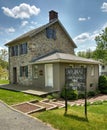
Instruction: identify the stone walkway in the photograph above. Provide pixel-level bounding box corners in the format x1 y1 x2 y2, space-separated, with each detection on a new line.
68 94 107 106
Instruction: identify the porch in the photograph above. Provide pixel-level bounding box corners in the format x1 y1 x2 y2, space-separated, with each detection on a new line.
0 84 59 97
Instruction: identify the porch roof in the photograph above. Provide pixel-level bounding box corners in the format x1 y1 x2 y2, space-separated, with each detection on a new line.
30 52 100 65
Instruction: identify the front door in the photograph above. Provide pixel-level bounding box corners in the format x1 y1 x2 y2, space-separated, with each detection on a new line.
45 64 53 87
13 67 17 84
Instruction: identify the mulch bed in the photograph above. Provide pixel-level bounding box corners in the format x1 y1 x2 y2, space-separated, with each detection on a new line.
12 103 41 113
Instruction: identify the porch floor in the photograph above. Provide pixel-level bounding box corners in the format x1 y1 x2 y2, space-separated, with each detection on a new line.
0 84 59 97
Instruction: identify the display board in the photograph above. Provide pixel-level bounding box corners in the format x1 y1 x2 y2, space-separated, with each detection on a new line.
65 68 87 91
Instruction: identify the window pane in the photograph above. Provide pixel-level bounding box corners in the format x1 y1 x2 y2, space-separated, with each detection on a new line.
46 28 56 39
20 66 28 77
19 43 27 55
20 67 22 77
25 66 28 77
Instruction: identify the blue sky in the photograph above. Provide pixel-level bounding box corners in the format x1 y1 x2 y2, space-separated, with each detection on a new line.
0 0 107 53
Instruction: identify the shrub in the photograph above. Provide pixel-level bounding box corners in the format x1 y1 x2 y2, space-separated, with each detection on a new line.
88 91 96 97
61 88 78 100
91 101 103 105
52 93 60 99
46 95 53 100
78 93 85 99
98 75 107 94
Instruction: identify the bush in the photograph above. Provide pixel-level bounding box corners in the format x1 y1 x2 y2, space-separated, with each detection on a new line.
46 95 53 100
88 91 96 97
78 93 85 99
98 75 107 94
52 93 60 99
91 101 103 105
61 88 78 100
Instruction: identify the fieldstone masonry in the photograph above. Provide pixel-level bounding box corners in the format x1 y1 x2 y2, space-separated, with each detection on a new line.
9 22 75 86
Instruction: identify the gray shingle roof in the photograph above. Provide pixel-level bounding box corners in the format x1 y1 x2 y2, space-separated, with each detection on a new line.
30 52 100 64
5 19 77 48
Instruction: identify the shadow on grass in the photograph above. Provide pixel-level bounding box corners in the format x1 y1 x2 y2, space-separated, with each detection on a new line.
64 113 88 122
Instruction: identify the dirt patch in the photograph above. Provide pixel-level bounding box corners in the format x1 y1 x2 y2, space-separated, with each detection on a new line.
12 103 42 113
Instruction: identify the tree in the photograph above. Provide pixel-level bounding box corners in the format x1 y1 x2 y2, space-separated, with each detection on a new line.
77 49 94 59
0 49 8 61
0 49 8 79
0 49 8 69
94 27 107 63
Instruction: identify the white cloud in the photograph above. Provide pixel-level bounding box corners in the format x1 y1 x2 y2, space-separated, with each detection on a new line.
21 21 29 26
102 22 107 29
78 17 91 21
101 2 107 12
2 3 40 19
74 33 90 43
90 22 107 40
78 17 86 21
74 22 107 53
6 27 15 33
0 46 4 50
87 17 91 20
31 21 37 25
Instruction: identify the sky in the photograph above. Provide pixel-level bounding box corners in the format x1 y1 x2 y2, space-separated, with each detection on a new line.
0 0 107 53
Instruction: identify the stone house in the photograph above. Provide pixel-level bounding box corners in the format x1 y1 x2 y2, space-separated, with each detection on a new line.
5 10 99 92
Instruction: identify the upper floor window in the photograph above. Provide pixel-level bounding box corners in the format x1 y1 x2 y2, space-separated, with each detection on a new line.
46 28 56 40
11 45 18 56
19 42 27 55
10 42 28 57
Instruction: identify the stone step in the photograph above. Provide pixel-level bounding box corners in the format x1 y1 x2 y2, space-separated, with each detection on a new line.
12 99 65 114
42 99 65 108
30 100 58 110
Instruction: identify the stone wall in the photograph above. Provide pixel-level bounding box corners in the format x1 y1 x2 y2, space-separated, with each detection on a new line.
9 22 75 85
29 22 75 60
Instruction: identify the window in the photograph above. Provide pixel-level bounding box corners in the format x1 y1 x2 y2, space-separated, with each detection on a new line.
91 65 95 76
69 64 74 68
11 45 18 56
46 28 56 40
102 65 105 70
80 65 86 68
20 66 28 77
19 42 27 55
33 65 38 79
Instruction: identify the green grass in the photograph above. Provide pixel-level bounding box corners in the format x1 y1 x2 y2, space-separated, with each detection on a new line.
0 88 42 105
32 102 107 130
0 80 9 84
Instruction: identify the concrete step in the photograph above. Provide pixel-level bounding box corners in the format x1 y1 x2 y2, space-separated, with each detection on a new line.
30 100 58 110
12 99 65 114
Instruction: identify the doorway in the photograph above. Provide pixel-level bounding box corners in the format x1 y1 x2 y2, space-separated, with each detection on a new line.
45 64 53 87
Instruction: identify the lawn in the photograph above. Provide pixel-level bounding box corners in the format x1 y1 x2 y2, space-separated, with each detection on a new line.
0 80 9 84
32 102 107 130
0 88 42 105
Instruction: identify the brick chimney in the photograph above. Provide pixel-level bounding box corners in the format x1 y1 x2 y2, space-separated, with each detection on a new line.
49 10 58 22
